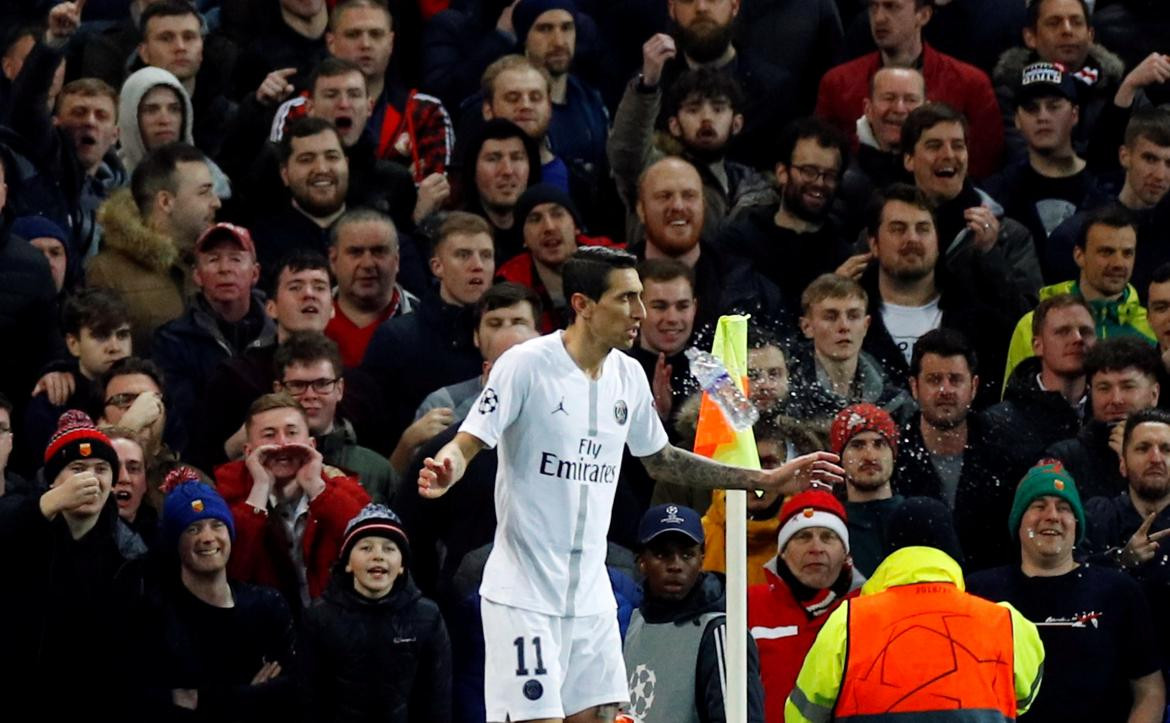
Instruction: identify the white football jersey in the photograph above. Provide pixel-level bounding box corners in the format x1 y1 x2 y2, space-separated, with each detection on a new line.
462 332 668 616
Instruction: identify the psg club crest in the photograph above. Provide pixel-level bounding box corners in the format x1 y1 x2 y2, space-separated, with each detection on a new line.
478 388 499 415
614 400 628 425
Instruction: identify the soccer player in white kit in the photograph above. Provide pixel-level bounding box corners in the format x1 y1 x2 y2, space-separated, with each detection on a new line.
420 247 842 723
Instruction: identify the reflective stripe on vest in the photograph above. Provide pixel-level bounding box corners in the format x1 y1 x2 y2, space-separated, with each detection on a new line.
835 583 1017 722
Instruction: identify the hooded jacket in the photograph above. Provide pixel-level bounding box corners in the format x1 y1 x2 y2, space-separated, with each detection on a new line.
1004 280 1155 385
300 568 452 723
87 187 195 356
624 571 765 722
786 546 1045 722
117 66 231 197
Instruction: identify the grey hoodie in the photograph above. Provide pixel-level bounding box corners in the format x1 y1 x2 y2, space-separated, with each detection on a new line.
117 66 231 198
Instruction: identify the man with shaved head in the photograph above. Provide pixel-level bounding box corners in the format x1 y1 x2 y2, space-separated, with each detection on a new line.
636 156 786 333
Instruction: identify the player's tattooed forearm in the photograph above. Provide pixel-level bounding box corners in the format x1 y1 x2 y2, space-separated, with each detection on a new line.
640 445 758 491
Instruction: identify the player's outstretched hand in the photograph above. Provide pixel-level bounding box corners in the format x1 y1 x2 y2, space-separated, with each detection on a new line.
758 451 843 497
419 456 456 499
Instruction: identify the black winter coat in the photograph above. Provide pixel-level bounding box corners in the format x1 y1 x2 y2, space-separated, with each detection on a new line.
892 413 1018 572
980 356 1086 477
1047 420 1128 500
300 571 452 723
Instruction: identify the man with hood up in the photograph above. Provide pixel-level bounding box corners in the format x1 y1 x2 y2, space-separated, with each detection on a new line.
117 65 231 198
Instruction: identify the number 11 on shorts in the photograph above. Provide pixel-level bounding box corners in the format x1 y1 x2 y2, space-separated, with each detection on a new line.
514 636 548 676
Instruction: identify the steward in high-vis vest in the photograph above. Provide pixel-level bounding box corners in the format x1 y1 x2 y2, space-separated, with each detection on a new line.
786 546 1044 723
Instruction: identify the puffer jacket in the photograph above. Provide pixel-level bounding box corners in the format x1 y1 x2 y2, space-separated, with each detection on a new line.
299 569 452 723
87 188 195 356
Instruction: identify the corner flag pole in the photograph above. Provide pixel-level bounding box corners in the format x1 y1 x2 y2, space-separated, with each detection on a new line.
692 315 758 723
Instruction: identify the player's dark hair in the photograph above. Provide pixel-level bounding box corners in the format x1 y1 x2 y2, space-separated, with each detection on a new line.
563 247 638 304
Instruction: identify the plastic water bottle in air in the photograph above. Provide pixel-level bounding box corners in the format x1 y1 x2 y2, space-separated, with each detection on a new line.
685 347 759 431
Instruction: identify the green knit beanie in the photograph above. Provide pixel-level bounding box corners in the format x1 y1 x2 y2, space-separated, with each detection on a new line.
1008 461 1086 544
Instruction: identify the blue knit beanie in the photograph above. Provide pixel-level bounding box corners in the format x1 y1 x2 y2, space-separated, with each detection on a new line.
162 476 236 550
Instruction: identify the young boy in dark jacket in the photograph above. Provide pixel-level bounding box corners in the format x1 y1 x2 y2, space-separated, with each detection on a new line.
300 504 452 722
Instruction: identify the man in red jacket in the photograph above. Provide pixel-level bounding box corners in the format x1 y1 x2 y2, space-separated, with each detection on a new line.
217 392 370 613
747 489 863 722
815 0 1002 178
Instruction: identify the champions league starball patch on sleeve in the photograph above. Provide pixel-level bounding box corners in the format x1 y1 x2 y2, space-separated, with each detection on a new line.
478 388 499 414
614 400 628 425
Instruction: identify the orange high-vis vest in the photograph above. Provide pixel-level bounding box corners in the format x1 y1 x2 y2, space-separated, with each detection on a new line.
835 582 1017 721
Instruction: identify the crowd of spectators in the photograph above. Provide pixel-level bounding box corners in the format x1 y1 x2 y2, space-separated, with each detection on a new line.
5 0 1170 719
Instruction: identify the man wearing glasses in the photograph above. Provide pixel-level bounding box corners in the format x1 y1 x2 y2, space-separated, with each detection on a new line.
97 357 183 495
718 117 855 320
273 332 393 504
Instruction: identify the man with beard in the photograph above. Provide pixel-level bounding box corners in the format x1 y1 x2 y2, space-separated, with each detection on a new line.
514 0 609 198
857 183 1030 402
718 117 853 319
610 66 772 242
633 156 786 333
89 142 221 356
1004 204 1155 384
901 103 1042 299
1086 408 1170 675
252 117 350 283
983 295 1096 476
969 461 1166 723
325 208 417 368
636 0 797 169
1048 337 1161 499
831 402 904 577
246 58 420 232
837 68 923 233
893 328 1016 572
816 0 1003 178
217 393 370 612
